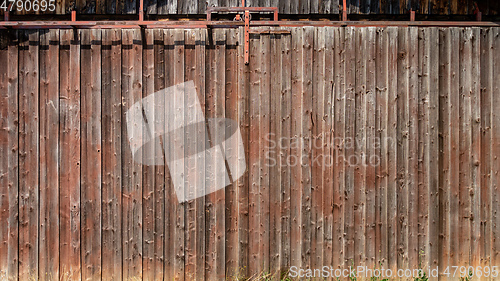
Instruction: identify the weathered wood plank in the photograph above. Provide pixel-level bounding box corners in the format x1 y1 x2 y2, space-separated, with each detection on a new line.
354 27 367 268
438 26 451 281
310 26 324 271
59 29 81 281
289 27 303 269
280 30 292 274
0 29 18 281
101 28 122 281
121 28 143 280
81 28 102 281
365 26 377 269
459 27 472 268
301 26 313 270
322 26 334 270
343 26 356 269
407 26 419 271
39 29 60 281
491 26 500 273
18 29 39 281
141 28 156 281
269 29 282 278
333 26 346 271
386 26 398 273
479 26 494 280
225 27 240 279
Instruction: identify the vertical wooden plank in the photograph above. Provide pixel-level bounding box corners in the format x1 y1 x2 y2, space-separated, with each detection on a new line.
178 0 197 14
448 26 461 274
145 0 157 15
81 29 102 281
322 26 334 271
163 28 175 281
59 28 81 281
438 26 451 281
141 28 155 281
39 29 59 281
248 30 262 276
354 27 367 269
172 28 185 281
310 26 324 272
107 0 117 14
480 27 493 280
205 28 225 281
280 0 291 14
419 0 429 14
349 0 361 14
301 26 313 272
289 27 303 270
152 28 165 281
344 26 356 269
428 27 440 271
269 30 282 279
365 27 377 270
459 27 472 268
290 0 299 14
418 27 430 272
396 27 409 274
259 28 270 278
375 26 389 269
491 26 500 274
470 27 482 270
0 29 18 281
124 0 136 13
386 26 398 273
121 28 142 280
333 26 346 271
225 28 240 280
18 29 39 281
280 30 292 275
236 26 249 280
407 26 419 272
164 0 177 13
101 28 122 281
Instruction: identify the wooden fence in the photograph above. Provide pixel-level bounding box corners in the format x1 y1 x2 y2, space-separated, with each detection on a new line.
0 26 499 280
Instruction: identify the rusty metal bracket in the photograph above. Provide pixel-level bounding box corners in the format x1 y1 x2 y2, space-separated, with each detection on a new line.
342 0 348 21
207 6 278 65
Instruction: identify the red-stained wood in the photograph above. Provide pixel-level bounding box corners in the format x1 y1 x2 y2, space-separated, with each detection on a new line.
121 28 143 280
289 26 303 270
365 26 377 269
80 28 102 281
225 27 241 279
301 26 313 271
279 29 292 275
459 27 472 268
248 29 262 275
322 26 334 271
18 29 39 281
205 28 225 281
407 26 418 271
310 26 324 271
344 26 356 270
387 26 398 273
396 26 409 273
438 26 451 281
492 26 500 275
141 28 155 281
269 28 282 278
101 28 122 281
152 28 165 281
258 27 271 276
172 28 185 281
479 27 493 281
59 29 81 281
0 29 19 281
39 29 60 281
332 26 346 271
354 27 367 269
